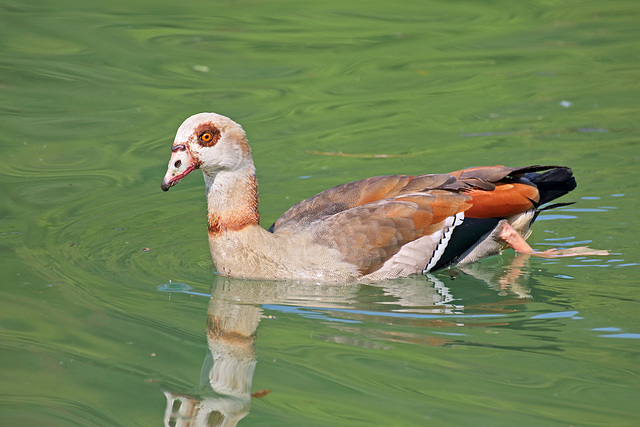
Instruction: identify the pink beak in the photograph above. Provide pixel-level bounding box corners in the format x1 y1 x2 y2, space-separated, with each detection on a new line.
161 144 197 191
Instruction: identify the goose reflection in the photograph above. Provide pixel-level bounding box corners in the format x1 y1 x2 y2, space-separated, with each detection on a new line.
162 254 533 426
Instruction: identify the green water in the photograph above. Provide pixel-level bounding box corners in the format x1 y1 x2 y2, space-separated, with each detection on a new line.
1 0 638 425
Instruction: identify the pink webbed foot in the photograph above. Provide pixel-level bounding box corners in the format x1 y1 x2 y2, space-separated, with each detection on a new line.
497 222 610 258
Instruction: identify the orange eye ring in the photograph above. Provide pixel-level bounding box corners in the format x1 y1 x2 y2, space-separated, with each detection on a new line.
200 131 213 142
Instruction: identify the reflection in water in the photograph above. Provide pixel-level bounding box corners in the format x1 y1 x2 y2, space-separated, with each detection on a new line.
457 253 532 299
162 280 358 426
162 255 533 426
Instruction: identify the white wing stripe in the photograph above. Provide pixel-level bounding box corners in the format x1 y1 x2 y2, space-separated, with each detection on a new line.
423 212 464 273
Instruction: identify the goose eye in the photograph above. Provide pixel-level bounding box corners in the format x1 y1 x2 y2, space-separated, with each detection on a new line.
196 125 220 146
200 131 213 143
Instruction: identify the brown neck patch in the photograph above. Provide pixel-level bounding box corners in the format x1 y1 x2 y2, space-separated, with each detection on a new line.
208 174 260 235
207 211 260 234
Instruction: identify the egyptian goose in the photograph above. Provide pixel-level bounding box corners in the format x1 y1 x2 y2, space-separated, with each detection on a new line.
161 113 606 282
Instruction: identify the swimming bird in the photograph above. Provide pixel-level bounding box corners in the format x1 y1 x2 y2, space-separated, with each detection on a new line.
161 112 606 282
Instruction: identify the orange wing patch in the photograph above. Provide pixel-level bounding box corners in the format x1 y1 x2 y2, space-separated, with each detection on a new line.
465 183 540 218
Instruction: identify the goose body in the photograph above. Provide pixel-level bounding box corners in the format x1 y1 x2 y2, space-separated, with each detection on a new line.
161 113 600 282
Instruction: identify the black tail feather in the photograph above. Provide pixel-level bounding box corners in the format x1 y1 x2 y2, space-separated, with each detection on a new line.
525 167 577 206
538 201 575 212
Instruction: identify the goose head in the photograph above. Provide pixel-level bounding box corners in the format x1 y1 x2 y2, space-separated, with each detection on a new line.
161 112 252 191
